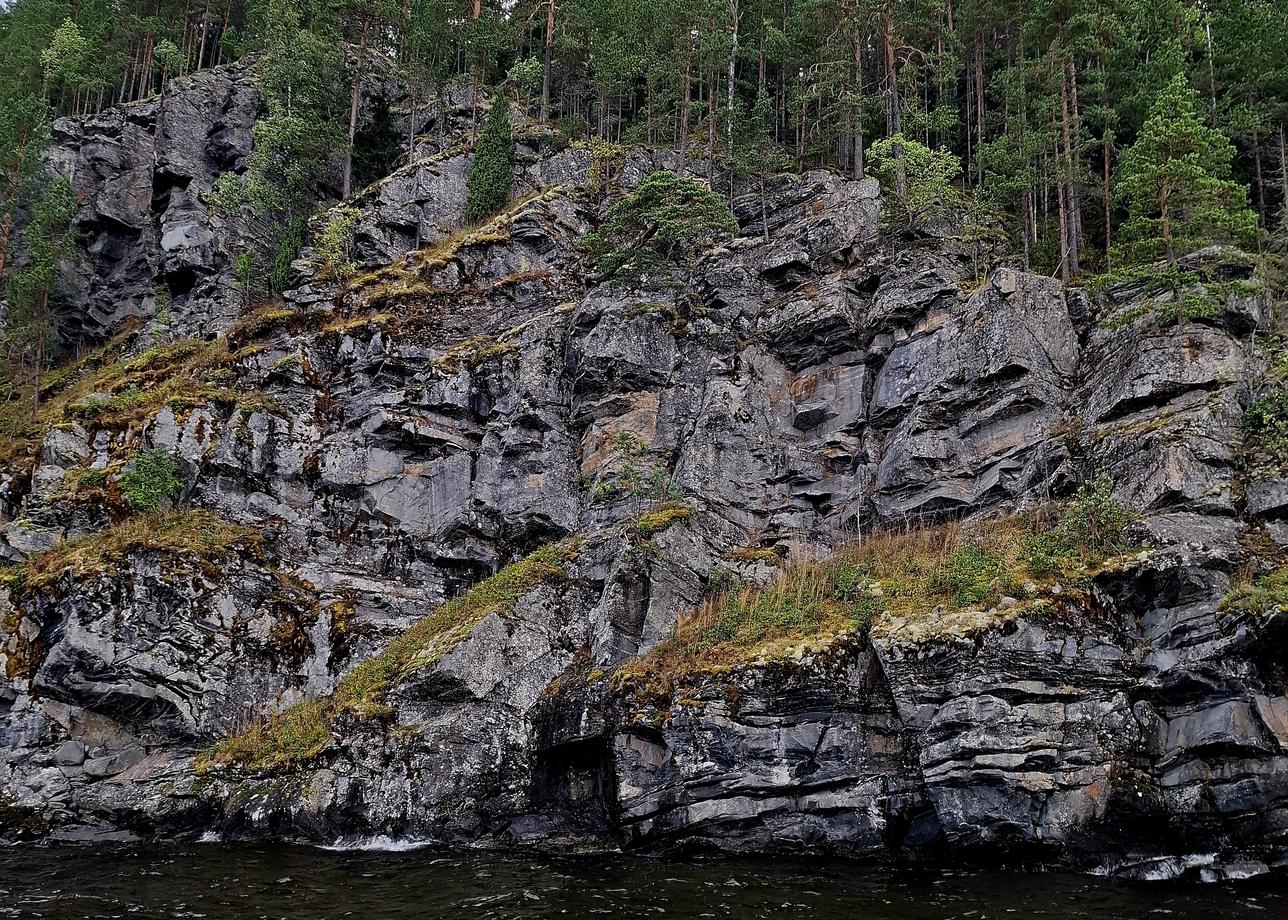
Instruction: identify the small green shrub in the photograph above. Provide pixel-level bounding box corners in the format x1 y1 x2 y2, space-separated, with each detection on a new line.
1045 473 1134 557
465 100 515 223
706 565 739 597
314 206 361 281
209 172 246 217
1244 387 1288 472
119 449 184 512
927 542 1018 606
583 170 737 279
269 219 306 295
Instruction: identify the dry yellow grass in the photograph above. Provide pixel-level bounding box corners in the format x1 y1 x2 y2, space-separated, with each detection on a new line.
199 540 580 773
618 496 1136 693
1 509 261 593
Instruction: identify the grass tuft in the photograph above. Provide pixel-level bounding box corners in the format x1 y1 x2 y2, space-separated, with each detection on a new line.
1222 567 1288 615
634 502 692 538
5 509 260 594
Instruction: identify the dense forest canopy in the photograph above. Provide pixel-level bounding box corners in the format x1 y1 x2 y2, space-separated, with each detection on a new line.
0 0 1286 382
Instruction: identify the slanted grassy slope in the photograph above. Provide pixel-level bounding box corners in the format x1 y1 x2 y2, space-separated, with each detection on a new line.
618 477 1136 692
199 540 579 773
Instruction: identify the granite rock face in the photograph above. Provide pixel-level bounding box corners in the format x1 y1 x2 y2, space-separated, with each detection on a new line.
0 66 1285 878
48 62 261 343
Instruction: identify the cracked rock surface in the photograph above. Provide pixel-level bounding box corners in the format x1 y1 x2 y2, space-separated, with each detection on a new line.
1 67 1286 878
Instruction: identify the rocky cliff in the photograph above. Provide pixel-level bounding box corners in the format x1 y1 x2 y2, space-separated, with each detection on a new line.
1 65 1286 883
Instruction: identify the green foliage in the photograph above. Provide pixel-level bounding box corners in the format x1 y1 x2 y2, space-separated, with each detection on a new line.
314 205 361 281
151 38 183 80
233 250 254 306
1114 74 1259 269
506 57 543 101
1025 474 1135 573
119 449 184 512
1223 567 1288 615
1242 386 1288 473
585 428 682 513
269 218 306 295
243 0 342 218
464 99 515 224
583 170 737 278
209 172 245 217
868 133 964 230
4 174 75 407
40 18 89 93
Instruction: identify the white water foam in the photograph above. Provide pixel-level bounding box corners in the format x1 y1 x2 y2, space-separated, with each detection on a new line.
319 835 436 852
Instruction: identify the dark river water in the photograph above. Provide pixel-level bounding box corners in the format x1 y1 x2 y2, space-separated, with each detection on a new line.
0 844 1282 920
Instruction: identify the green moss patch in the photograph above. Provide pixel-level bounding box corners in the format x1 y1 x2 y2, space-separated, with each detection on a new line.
634 502 692 538
199 540 579 773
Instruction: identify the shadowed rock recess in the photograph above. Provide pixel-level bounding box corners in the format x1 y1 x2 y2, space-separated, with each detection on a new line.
2 68 1286 884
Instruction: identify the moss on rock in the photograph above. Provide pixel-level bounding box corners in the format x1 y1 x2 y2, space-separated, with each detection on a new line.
199 540 579 774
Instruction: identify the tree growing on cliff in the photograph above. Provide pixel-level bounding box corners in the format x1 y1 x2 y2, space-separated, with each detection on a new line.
3 174 74 415
0 92 49 290
733 89 790 242
1114 75 1259 272
868 133 963 231
464 98 515 224
583 170 737 280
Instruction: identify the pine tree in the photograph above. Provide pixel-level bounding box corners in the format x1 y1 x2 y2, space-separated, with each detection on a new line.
4 174 74 415
734 89 791 242
0 92 50 288
1114 74 1258 272
869 132 963 231
583 170 737 280
464 98 515 224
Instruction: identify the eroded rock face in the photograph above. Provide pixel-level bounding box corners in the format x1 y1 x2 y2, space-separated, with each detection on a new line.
48 63 260 342
0 64 1284 875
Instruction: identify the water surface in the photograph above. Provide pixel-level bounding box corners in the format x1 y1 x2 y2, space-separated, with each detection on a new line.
0 844 1280 919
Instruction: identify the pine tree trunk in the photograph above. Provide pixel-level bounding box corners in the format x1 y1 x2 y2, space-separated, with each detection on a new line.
678 35 693 176
31 290 47 418
1277 123 1288 221
1057 161 1070 283
541 0 555 123
883 4 907 204
852 5 864 180
1162 183 1182 316
1067 58 1083 272
1102 132 1112 265
1059 62 1079 277
196 1 210 71
727 0 738 161
708 69 718 180
1252 124 1265 228
342 19 371 200
974 35 984 186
